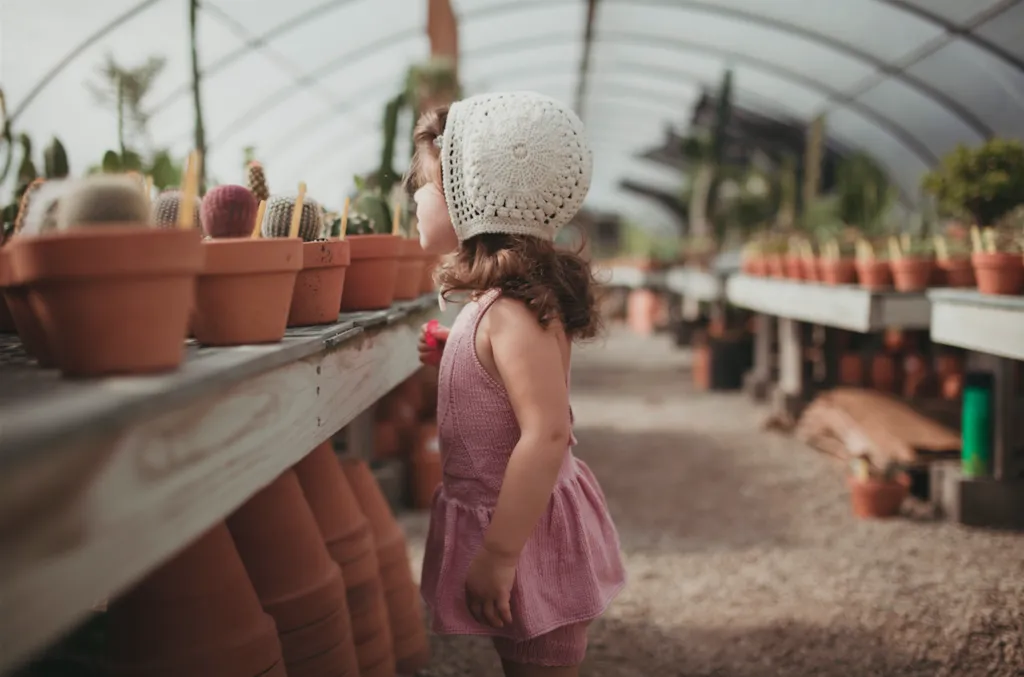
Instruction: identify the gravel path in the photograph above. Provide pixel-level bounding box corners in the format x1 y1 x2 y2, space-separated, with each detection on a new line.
400 328 1024 676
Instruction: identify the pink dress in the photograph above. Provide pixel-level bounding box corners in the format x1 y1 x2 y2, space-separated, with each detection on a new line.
420 290 626 640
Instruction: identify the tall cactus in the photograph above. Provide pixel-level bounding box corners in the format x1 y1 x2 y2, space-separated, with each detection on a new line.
246 161 269 203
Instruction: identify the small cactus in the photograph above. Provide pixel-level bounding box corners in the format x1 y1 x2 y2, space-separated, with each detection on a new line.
261 194 324 242
14 178 46 235
43 137 69 179
56 175 152 229
153 189 202 229
247 161 269 203
19 179 68 237
345 212 374 236
201 184 257 238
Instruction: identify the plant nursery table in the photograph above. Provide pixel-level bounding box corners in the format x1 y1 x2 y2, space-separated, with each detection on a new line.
602 264 667 290
927 289 1024 530
0 294 441 673
726 274 932 416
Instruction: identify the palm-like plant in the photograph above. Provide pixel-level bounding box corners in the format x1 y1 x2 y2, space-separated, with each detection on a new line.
86 53 166 159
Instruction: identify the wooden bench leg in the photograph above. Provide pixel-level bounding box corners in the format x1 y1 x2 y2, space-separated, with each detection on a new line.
743 313 774 401
771 317 805 420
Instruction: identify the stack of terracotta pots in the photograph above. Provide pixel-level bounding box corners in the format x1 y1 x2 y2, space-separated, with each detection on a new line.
410 422 442 510
343 459 431 675
227 469 360 677
297 443 397 677
105 522 286 677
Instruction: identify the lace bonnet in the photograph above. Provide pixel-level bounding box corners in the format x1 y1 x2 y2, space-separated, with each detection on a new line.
438 91 593 242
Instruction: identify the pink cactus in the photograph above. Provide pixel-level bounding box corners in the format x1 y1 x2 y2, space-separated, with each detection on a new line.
201 184 258 238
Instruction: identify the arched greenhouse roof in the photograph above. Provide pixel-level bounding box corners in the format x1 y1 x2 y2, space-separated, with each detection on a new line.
5 0 1024 232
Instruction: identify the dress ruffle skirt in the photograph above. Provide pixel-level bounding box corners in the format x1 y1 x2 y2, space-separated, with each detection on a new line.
420 455 626 640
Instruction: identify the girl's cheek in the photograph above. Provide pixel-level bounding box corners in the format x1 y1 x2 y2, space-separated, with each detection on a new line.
416 189 459 254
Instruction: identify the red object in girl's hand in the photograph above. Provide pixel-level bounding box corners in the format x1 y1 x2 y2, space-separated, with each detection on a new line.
423 320 443 366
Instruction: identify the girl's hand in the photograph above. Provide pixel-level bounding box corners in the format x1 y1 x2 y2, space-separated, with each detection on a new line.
418 321 449 366
465 545 516 629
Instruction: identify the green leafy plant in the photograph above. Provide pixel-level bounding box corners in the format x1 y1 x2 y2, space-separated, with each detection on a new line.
347 175 393 235
836 152 892 235
922 139 1024 227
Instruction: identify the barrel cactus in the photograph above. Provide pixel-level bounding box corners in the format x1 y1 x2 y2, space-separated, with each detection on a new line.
247 161 269 203
345 212 375 236
56 175 152 229
261 194 324 241
153 189 202 229
201 184 257 238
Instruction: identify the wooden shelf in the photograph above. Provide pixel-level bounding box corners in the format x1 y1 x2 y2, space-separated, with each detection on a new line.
929 289 1024 361
664 266 724 302
726 274 931 332
0 295 439 673
599 265 666 289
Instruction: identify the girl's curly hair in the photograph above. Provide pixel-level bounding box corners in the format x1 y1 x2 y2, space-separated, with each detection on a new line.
406 105 602 341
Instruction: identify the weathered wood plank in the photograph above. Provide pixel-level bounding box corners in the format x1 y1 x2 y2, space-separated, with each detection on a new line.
929 289 1024 361
727 275 930 332
0 297 438 673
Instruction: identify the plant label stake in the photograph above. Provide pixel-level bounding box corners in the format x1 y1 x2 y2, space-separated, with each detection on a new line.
970 226 984 254
178 150 201 230
392 199 402 236
252 199 267 238
339 196 350 241
288 182 307 239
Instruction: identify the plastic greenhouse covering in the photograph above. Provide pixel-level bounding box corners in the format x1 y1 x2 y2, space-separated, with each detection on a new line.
5 0 1024 233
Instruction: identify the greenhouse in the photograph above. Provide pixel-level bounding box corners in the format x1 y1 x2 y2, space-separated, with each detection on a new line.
1 0 1023 675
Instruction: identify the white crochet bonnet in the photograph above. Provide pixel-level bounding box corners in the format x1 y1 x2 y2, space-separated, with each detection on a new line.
438 91 593 242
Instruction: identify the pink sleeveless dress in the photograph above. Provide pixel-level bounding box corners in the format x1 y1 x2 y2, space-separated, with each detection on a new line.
420 290 626 640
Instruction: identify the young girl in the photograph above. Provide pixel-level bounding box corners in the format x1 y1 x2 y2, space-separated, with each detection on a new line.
406 91 626 676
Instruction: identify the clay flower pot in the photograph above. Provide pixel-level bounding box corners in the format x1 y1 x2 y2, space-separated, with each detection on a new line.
419 252 438 294
227 470 349 634
340 234 401 311
410 423 442 509
972 252 1024 295
193 238 302 345
394 238 427 301
848 474 909 519
800 257 819 282
767 254 786 279
870 353 897 393
937 257 975 288
12 226 203 377
0 246 55 366
340 459 406 557
818 257 857 286
746 256 766 277
890 256 934 292
783 255 804 280
854 258 891 291
838 352 864 387
288 239 350 327
106 522 284 677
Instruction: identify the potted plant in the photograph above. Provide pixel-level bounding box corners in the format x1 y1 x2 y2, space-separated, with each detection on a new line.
848 456 910 519
923 139 1024 294
8 172 203 376
887 235 935 292
965 225 1024 295
784 237 806 280
391 200 427 302
817 237 857 285
853 239 891 290
192 184 303 345
762 235 788 279
740 238 766 276
340 177 401 311
932 231 974 288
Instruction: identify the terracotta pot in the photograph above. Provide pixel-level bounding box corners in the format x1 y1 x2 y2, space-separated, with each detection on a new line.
0 248 55 366
740 257 756 275
286 637 366 677
848 474 909 519
938 257 975 288
340 234 401 311
410 423 442 509
942 372 964 400
279 602 359 672
193 238 302 345
346 579 396 674
626 289 658 335
870 353 897 393
394 238 427 301
340 459 406 558
854 259 891 291
767 254 786 279
902 352 930 398
692 340 710 391
294 441 368 547
972 252 1024 295
288 239 350 327
818 258 856 285
838 352 863 387
106 522 283 677
747 256 768 277
419 253 438 294
11 226 203 377
420 367 439 417
228 470 348 634
800 257 820 282
935 353 963 378
890 256 934 292
373 420 400 459
784 255 804 280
